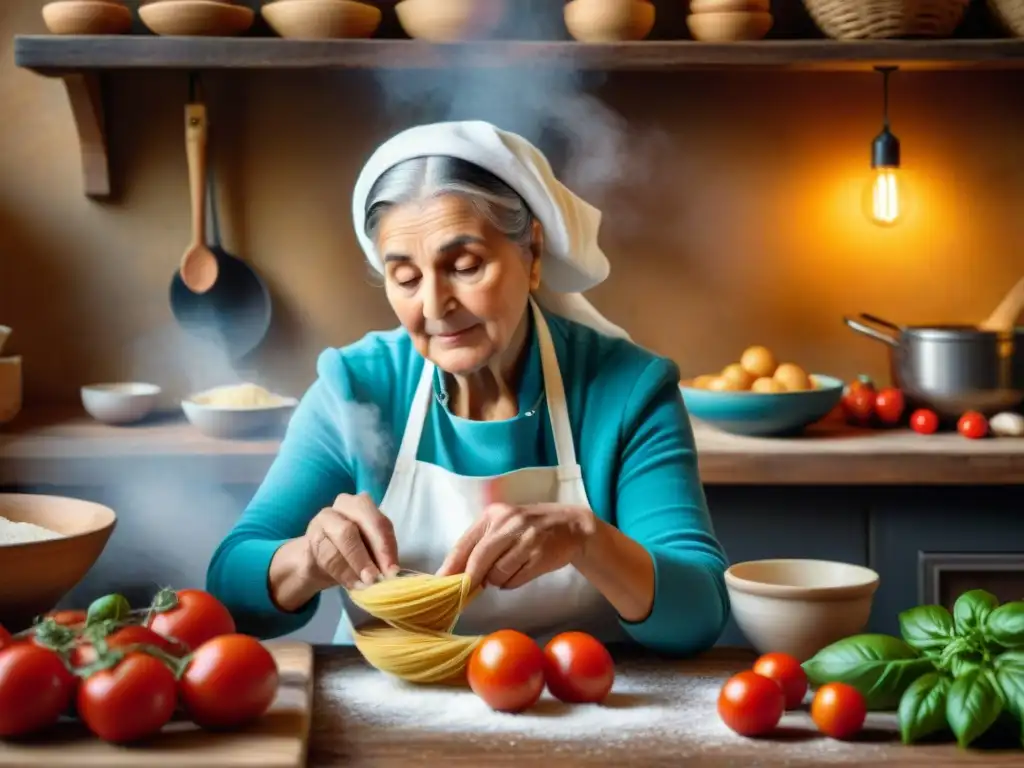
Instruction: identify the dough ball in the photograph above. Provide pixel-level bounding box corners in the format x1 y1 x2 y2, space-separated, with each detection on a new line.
751 377 786 394
708 376 742 392
720 363 755 391
740 346 777 378
691 374 718 389
773 363 811 392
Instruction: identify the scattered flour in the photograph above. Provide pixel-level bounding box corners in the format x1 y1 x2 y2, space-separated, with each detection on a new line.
0 515 62 545
322 664 897 761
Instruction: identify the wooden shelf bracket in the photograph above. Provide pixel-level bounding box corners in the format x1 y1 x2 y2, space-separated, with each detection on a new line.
61 73 110 199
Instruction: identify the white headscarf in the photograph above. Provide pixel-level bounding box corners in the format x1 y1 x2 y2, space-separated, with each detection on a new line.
351 120 630 340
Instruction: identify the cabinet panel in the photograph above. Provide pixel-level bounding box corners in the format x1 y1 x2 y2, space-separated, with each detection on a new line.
919 552 1024 609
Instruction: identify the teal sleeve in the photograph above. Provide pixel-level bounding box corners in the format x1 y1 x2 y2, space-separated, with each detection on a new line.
205 354 357 639
614 357 730 655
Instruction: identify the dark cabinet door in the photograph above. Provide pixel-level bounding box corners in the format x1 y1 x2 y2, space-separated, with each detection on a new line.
919 552 1024 609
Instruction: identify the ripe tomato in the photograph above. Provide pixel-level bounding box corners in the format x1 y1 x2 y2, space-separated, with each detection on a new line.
874 387 905 426
0 624 12 652
717 670 785 737
180 634 279 729
147 589 235 652
841 377 876 426
811 682 866 740
46 610 87 628
78 652 177 743
910 408 939 435
957 411 989 440
71 625 187 668
467 629 545 713
751 652 807 710
542 632 614 704
0 643 75 737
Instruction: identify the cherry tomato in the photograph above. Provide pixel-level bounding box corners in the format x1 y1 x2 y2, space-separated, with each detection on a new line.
811 682 866 739
957 411 989 440
542 632 615 704
71 625 187 668
717 670 785 737
0 625 12 652
751 652 808 710
46 610 87 629
909 408 939 435
78 652 177 743
147 589 235 652
841 377 876 426
0 643 75 737
874 387 905 426
467 629 545 713
180 634 279 729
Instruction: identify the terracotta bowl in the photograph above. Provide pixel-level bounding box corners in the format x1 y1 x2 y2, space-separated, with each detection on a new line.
0 494 117 632
564 0 655 42
687 10 774 42
395 0 505 42
42 0 133 35
724 558 880 661
139 0 255 36
263 0 382 39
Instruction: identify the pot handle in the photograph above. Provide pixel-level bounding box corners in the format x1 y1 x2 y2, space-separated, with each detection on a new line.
843 316 900 348
859 313 904 333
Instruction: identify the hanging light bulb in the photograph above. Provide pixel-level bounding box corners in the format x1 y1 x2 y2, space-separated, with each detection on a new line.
862 65 906 227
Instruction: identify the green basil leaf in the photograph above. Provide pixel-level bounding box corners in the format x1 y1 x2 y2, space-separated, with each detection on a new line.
949 651 984 679
985 601 1024 650
897 672 952 744
946 668 1004 748
899 605 956 653
802 634 935 710
995 658 1024 720
996 650 1024 672
953 590 1000 636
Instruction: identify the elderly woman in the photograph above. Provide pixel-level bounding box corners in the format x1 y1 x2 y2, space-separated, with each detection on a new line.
206 121 729 654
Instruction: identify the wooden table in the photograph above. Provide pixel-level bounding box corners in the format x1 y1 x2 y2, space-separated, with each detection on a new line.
309 647 1021 767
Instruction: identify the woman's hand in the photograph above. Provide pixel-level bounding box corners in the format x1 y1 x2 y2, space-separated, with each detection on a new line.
436 502 597 590
303 492 401 589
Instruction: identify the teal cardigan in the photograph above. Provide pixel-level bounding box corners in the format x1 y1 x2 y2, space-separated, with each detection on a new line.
206 309 730 655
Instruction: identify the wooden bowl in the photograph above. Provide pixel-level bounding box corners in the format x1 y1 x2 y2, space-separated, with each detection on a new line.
687 10 773 41
0 494 117 632
689 0 770 12
263 0 382 39
564 0 655 42
725 559 880 661
395 0 505 42
139 0 255 36
42 1 133 35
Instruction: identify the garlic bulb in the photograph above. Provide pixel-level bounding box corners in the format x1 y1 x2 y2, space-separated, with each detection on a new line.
989 412 1024 437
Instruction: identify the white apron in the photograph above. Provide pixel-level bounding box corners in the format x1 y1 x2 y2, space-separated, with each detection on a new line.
333 299 624 644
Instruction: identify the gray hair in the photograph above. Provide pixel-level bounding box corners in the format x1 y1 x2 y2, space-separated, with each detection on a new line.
364 156 535 251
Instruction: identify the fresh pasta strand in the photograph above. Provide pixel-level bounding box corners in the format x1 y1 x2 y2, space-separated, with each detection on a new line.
346 571 485 684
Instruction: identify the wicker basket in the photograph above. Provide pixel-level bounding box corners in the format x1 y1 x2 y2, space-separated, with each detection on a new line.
802 0 971 39
989 0 1024 36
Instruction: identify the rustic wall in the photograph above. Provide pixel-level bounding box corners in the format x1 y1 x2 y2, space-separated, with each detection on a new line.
2 0 1023 406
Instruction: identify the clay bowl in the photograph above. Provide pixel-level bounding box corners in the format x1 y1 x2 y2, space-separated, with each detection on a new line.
395 0 505 42
263 0 382 39
687 10 774 41
689 0 770 11
139 0 255 36
0 494 117 632
564 0 655 42
725 559 880 662
42 1 133 35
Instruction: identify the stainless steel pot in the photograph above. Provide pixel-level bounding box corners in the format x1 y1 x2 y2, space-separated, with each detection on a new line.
843 313 1024 418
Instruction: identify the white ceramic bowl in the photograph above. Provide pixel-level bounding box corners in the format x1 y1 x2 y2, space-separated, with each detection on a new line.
724 558 880 661
182 385 298 439
81 382 162 425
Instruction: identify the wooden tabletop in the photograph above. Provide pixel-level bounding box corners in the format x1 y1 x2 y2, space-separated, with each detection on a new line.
1 407 1022 486
310 647 1021 767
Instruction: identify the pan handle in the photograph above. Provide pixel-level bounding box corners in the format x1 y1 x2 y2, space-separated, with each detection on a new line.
843 316 900 348
859 313 904 333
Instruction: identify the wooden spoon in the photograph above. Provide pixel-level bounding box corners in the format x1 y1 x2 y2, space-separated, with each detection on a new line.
178 102 218 294
979 276 1024 332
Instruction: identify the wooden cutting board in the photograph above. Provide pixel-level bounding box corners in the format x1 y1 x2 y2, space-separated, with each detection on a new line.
0 641 312 767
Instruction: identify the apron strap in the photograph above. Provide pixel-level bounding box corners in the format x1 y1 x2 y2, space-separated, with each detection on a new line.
394 359 436 471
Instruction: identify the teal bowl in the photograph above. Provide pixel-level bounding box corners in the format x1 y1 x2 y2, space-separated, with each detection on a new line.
679 374 844 437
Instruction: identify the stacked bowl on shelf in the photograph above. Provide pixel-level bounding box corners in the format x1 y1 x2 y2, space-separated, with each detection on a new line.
686 0 773 42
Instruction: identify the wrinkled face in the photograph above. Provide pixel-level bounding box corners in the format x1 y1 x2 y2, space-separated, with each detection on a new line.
376 194 542 375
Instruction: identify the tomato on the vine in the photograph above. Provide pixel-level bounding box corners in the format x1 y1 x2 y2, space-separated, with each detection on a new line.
909 408 939 435
147 589 235 651
45 610 87 628
467 629 545 713
957 411 989 440
542 632 615 704
811 682 866 739
717 670 785 736
77 652 177 743
71 625 187 668
180 634 279 729
841 377 876 426
0 643 75 737
874 387 905 426
751 652 807 710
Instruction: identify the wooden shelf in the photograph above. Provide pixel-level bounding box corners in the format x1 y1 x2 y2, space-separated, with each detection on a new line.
1 408 1022 487
13 34 1024 198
